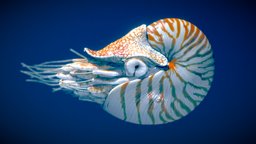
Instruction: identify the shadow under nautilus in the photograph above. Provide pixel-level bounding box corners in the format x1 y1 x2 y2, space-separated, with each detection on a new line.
21 18 214 125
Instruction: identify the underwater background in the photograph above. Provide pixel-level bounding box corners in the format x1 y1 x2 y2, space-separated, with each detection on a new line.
0 0 255 143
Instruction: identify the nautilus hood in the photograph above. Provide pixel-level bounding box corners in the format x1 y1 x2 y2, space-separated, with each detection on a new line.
84 24 168 67
21 18 214 125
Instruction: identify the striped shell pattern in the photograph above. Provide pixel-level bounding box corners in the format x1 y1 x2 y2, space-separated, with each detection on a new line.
21 18 214 125
103 18 214 124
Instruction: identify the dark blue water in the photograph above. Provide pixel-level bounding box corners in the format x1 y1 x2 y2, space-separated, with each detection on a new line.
1 0 255 144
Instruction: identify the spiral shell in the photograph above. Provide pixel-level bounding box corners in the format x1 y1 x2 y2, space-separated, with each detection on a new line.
103 18 214 125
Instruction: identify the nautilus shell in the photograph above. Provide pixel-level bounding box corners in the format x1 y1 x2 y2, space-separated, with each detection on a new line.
21 18 214 125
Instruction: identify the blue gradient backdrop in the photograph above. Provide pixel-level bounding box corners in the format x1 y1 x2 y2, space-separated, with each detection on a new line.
1 0 255 144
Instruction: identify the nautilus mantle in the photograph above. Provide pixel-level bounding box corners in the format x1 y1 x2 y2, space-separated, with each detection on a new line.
21 18 214 125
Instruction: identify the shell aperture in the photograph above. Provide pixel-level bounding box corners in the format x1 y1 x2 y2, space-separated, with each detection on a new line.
21 18 214 125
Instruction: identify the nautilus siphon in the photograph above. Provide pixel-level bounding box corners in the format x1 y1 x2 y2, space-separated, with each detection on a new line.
21 18 214 125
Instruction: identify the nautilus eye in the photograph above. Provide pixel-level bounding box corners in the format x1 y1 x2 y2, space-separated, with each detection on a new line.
21 18 214 125
125 58 148 78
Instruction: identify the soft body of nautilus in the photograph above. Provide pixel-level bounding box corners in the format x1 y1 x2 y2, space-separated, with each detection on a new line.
21 18 214 125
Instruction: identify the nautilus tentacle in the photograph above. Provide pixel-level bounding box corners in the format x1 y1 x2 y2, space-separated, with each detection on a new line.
21 18 214 125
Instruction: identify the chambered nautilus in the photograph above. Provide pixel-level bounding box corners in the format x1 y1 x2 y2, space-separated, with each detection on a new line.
21 18 214 125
